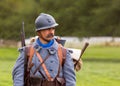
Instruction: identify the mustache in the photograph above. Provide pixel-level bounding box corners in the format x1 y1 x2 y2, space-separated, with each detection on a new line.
46 33 54 38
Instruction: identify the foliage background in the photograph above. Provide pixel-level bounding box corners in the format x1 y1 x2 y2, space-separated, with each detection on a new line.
0 0 120 40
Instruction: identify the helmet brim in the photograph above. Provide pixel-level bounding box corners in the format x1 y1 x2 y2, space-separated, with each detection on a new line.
36 23 59 31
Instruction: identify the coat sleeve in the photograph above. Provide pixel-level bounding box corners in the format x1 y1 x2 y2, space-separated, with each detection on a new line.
63 50 76 86
12 48 25 86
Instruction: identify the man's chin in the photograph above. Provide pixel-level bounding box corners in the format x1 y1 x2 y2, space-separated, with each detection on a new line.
46 37 53 42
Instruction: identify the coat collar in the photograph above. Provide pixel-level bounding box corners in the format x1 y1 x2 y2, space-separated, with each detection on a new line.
32 39 58 55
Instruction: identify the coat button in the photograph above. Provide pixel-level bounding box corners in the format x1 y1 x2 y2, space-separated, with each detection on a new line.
50 61 53 63
50 69 53 72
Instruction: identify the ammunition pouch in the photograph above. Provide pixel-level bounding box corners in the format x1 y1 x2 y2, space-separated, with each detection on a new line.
30 76 65 86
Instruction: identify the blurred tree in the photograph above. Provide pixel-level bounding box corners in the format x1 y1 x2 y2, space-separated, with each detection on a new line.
0 0 120 40
0 0 38 40
89 0 120 36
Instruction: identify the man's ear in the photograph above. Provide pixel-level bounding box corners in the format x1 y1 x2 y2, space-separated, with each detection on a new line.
36 31 41 36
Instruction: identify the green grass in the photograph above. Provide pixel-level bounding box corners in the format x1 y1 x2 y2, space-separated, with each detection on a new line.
0 47 18 60
83 46 120 59
76 62 120 86
0 47 18 86
0 60 15 86
76 45 120 86
0 46 120 86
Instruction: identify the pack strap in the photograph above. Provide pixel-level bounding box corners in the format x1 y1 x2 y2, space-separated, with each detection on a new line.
58 44 63 66
58 44 66 66
33 53 50 79
36 52 53 81
56 44 66 78
26 46 46 79
26 44 66 81
27 46 35 70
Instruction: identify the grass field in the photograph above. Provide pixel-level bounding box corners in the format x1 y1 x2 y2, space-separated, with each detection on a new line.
0 46 120 86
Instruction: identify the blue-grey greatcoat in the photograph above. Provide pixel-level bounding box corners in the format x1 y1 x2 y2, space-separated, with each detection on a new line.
12 39 76 86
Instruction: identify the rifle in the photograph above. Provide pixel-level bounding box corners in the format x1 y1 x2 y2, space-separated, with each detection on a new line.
74 42 89 71
20 22 29 86
21 22 26 47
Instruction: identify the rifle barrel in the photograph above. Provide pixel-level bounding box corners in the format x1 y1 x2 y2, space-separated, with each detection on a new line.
21 21 26 47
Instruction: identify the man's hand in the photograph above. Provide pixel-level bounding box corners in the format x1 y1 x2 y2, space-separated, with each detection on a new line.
74 58 83 71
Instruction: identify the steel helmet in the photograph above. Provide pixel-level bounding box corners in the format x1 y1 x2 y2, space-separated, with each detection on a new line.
35 13 59 31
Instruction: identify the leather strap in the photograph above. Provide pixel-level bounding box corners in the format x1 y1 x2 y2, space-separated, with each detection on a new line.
33 53 50 79
26 44 66 81
28 46 35 70
56 44 66 78
36 52 53 81
58 44 66 66
58 44 63 66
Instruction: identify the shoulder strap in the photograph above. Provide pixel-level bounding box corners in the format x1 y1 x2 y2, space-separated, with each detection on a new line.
35 52 53 81
25 46 35 71
26 44 67 80
61 46 67 66
56 44 67 78
58 44 66 66
24 45 35 86
26 45 53 81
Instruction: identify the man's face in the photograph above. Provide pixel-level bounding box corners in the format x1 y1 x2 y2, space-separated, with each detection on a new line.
37 27 55 43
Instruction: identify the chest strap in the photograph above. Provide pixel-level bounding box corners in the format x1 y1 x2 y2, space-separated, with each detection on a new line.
36 52 53 81
27 44 66 81
27 46 52 81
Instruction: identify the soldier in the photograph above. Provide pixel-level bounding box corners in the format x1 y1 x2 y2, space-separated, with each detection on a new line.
12 13 76 86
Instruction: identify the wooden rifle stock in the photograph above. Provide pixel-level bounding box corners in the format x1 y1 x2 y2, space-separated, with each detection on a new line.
74 42 89 68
